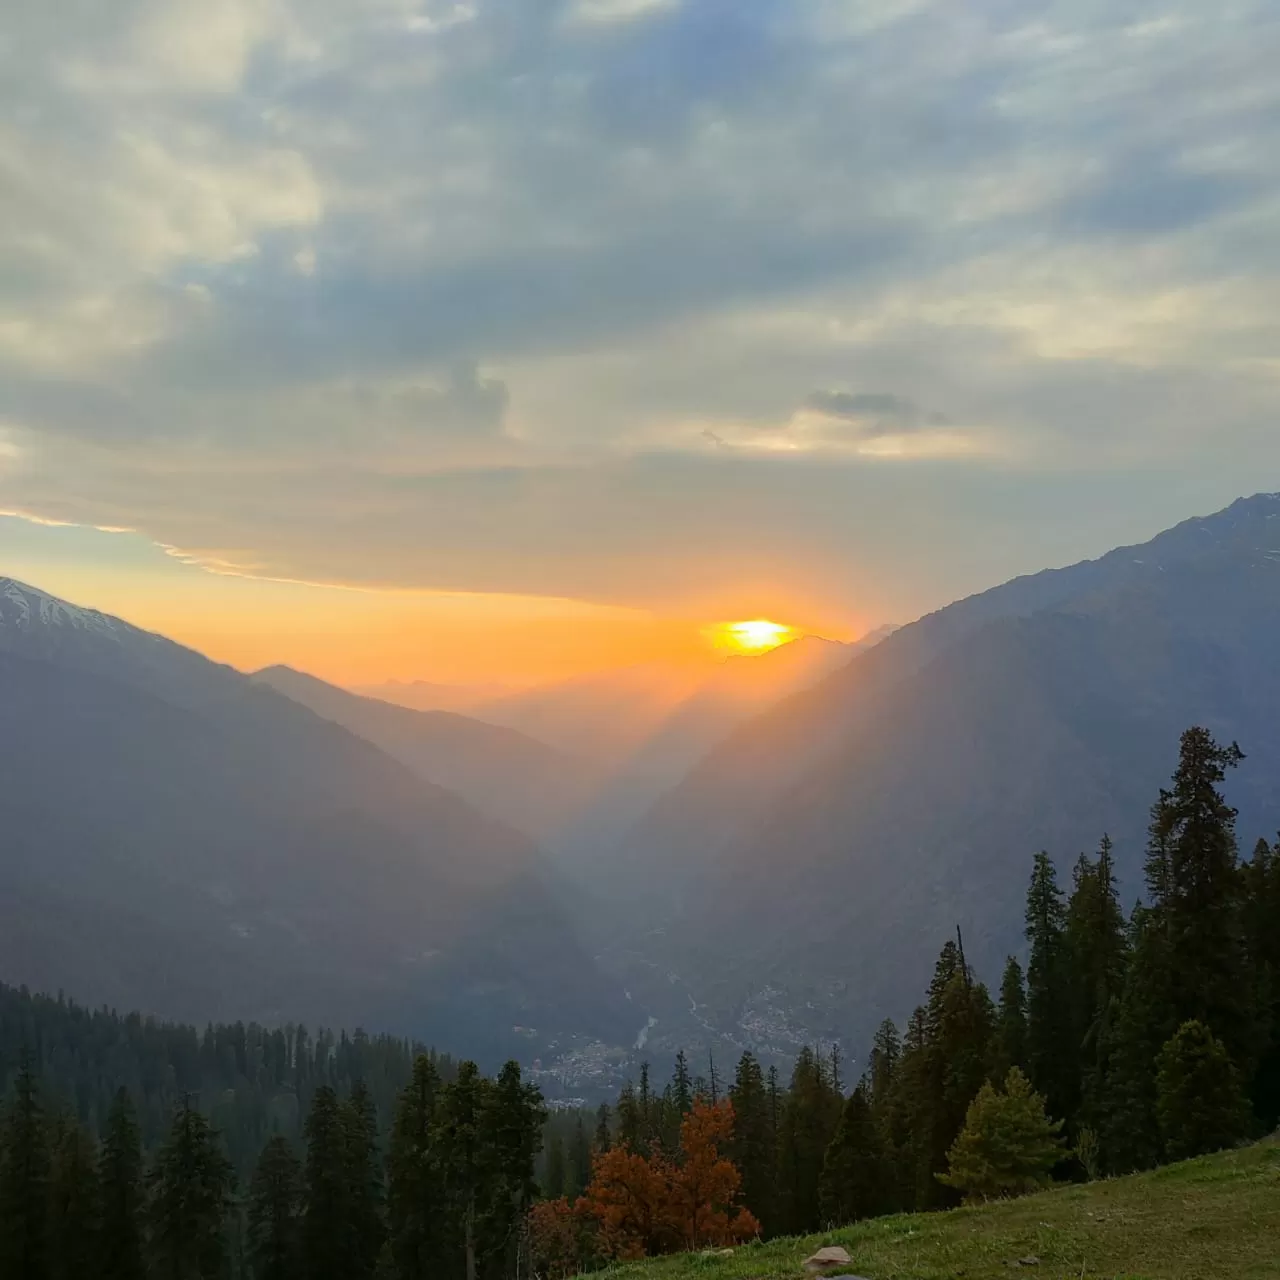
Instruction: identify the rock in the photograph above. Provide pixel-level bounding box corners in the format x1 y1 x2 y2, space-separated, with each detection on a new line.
1016 1257 1041 1267
803 1246 853 1270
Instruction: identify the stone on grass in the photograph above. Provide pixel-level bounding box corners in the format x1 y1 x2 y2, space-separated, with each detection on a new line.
802 1245 853 1270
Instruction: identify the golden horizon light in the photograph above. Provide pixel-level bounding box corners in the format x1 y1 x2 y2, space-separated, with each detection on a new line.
713 618 797 654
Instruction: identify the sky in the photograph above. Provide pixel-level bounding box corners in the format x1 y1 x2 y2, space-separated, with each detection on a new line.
1 0 1278 685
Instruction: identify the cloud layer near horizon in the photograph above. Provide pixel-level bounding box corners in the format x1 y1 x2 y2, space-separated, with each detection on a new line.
2 0 1278 619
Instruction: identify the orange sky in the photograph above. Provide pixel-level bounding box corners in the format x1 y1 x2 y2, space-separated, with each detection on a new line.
4 517 862 686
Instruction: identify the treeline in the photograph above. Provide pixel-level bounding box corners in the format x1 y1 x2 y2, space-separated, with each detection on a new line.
0 986 455 1176
0 1049 544 1279
2 725 1277 1277
545 726 1280 1267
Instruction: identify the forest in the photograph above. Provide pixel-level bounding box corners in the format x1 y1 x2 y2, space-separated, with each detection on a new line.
1 727 1278 1279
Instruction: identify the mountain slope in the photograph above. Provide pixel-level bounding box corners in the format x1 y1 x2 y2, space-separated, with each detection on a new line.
617 494 1280 1054
0 579 622 1060
594 1138 1280 1280
252 664 588 842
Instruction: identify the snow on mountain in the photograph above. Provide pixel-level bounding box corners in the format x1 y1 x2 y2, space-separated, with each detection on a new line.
0 578 124 639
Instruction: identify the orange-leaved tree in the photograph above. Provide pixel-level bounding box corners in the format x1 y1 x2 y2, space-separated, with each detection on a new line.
667 1099 761 1251
577 1098 760 1261
527 1196 592 1279
579 1142 675 1260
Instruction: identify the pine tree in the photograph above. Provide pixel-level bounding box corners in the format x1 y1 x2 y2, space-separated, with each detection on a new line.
0 1054 50 1280
47 1117 99 1280
937 1068 1063 1204
1242 836 1280 1128
1025 853 1078 1126
568 1116 591 1201
670 1053 693 1118
867 1019 907 1212
727 1052 775 1235
301 1086 350 1280
342 1081 384 1279
98 1088 146 1280
993 957 1028 1081
247 1135 302 1280
818 1083 888 1226
545 1136 567 1200
594 1103 612 1154
480 1061 545 1279
1066 838 1130 1132
1144 728 1251 1061
146 1097 236 1280
1155 1021 1249 1161
616 1083 641 1152
386 1054 442 1280
436 1062 490 1280
775 1047 840 1234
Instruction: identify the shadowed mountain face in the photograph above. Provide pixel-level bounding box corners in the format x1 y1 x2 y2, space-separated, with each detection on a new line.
252 664 589 843
0 580 623 1063
612 494 1280 1058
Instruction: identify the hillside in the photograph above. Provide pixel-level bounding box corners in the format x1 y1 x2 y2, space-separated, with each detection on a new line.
608 494 1280 1057
0 578 623 1061
253 664 590 842
592 1138 1280 1280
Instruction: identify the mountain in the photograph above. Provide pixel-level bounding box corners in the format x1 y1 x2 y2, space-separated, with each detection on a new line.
252 665 589 842
0 579 624 1061
355 677 517 715
611 494 1280 1059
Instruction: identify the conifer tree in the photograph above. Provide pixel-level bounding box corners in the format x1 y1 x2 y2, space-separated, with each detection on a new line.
386 1054 442 1280
1066 838 1130 1131
47 1117 99 1280
480 1060 545 1278
670 1053 693 1118
146 1097 235 1280
98 1088 146 1280
1095 906 1174 1173
728 1052 774 1235
993 957 1029 1082
544 1136 567 1201
342 1080 384 1279
818 1083 888 1226
923 950 995 1206
436 1062 489 1280
594 1103 612 1155
247 1135 302 1280
937 1068 1062 1204
1242 836 1280 1128
301 1086 350 1280
1155 1021 1249 1161
616 1083 641 1152
1025 853 1078 1126
775 1048 840 1234
1144 728 1250 1060
568 1115 591 1201
0 1054 50 1280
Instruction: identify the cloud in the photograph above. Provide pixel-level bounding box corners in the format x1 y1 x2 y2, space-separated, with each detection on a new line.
0 0 1277 619
802 390 948 437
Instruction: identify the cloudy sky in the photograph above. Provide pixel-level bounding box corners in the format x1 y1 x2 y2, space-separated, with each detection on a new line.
1 0 1278 682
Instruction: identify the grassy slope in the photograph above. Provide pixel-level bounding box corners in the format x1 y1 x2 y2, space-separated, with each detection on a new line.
591 1138 1280 1280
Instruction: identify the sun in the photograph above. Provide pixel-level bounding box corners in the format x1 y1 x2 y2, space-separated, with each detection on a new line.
713 619 796 655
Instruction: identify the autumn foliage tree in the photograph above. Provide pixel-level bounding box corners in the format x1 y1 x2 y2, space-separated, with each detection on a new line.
537 1099 759 1271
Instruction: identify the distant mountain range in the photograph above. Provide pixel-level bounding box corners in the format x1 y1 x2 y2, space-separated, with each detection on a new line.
252 665 590 843
0 579 623 1064
606 493 1280 1061
4 492 1279 1084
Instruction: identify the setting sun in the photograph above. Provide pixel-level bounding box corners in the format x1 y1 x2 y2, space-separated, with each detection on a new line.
713 618 797 654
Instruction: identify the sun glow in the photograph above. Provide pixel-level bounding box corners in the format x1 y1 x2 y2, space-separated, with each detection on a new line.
713 618 796 654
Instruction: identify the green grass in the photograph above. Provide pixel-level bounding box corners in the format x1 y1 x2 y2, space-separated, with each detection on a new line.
588 1138 1280 1280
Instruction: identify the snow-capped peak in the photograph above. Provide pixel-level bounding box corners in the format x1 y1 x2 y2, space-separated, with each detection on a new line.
0 577 121 638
